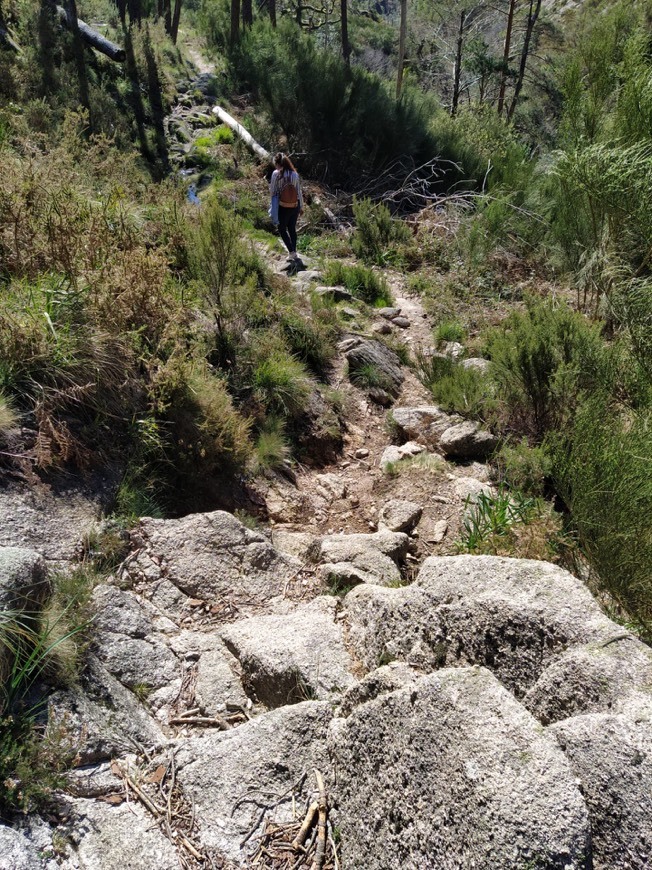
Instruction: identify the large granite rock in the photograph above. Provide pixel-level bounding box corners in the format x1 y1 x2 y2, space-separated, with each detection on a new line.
329 667 590 869
344 339 405 398
439 420 499 460
48 655 167 765
525 635 652 724
176 701 333 865
60 796 180 869
123 510 298 605
221 597 355 707
90 585 179 691
389 406 454 448
550 713 652 870
319 530 408 587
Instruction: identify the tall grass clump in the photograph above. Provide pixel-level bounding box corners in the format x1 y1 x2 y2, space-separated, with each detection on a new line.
351 197 411 265
414 350 492 419
323 261 392 306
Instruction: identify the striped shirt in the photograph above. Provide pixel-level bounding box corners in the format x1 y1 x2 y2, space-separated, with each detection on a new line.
270 169 303 209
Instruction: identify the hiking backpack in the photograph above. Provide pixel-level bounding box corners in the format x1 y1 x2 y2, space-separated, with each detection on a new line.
279 172 298 208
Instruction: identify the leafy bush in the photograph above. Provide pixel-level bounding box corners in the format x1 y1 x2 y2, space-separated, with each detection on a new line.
323 261 392 306
494 440 552 497
485 299 603 441
348 362 395 393
457 488 566 562
279 310 337 376
435 320 466 344
415 350 492 419
252 418 291 473
351 197 411 265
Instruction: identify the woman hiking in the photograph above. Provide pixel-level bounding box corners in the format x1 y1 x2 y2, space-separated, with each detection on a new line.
270 152 303 261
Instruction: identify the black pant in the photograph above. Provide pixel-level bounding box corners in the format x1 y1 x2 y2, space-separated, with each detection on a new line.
278 205 299 253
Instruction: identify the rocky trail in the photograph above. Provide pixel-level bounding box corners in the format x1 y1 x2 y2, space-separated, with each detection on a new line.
1 68 652 870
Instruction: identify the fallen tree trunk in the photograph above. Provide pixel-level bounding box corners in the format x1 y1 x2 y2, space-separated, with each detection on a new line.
212 105 270 162
52 3 126 61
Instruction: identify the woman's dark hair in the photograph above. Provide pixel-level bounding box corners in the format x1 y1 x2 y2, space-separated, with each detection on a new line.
274 152 296 173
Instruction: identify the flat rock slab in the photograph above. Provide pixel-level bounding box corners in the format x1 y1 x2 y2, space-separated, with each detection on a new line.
221 596 355 707
123 510 298 605
329 667 590 869
176 701 333 865
550 713 652 870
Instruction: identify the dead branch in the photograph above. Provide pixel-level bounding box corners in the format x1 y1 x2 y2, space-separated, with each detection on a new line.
291 801 319 851
310 770 328 870
169 714 232 730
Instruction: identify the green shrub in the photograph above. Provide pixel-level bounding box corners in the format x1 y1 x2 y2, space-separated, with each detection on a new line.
323 261 392 306
231 19 470 193
0 393 18 438
549 396 652 629
495 440 552 497
485 299 603 441
457 488 565 562
156 360 253 479
348 362 395 393
351 197 411 265
279 310 337 375
252 418 291 473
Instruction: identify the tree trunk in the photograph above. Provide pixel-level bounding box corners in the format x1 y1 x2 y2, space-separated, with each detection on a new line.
451 8 466 117
242 0 252 26
497 0 515 116
212 105 271 161
64 0 91 122
396 0 407 98
341 0 350 65
170 0 182 43
51 2 126 61
269 0 276 26
507 0 542 121
230 0 240 45
296 0 302 28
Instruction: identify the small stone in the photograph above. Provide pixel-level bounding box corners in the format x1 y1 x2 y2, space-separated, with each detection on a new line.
373 322 392 335
431 520 448 543
355 448 370 459
378 307 402 319
391 316 411 329
378 500 424 534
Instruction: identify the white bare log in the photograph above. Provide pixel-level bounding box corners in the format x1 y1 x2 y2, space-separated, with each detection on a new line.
212 105 270 162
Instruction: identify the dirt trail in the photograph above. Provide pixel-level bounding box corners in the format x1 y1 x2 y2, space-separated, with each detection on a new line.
259 253 493 564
